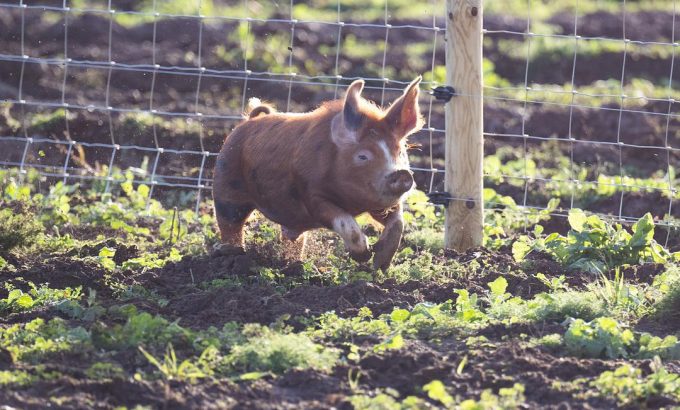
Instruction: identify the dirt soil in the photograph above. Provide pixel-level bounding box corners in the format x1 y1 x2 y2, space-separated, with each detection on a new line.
0 235 655 409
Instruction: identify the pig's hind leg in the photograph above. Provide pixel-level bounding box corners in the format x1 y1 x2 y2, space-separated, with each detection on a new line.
280 227 307 261
370 204 405 272
213 199 254 256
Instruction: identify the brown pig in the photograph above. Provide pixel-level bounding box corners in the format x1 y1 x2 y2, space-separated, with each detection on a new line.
212 76 424 271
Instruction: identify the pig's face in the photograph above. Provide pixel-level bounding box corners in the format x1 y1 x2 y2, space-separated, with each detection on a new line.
331 77 424 209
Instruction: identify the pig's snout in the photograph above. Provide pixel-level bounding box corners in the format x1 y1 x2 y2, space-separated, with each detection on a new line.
385 169 414 196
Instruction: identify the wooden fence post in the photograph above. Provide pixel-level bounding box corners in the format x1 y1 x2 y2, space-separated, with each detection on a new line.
444 0 484 251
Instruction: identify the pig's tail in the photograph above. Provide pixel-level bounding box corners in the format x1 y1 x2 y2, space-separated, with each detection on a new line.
246 98 275 119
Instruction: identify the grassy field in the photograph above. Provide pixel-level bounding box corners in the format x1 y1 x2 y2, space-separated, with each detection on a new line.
2 0 680 408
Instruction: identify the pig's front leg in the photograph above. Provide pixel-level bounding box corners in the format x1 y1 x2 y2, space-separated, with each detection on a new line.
370 203 405 272
313 200 371 262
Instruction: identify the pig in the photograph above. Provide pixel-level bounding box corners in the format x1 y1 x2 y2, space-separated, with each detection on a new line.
212 76 424 271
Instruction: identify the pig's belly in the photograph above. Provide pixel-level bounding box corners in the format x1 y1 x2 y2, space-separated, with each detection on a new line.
254 199 320 232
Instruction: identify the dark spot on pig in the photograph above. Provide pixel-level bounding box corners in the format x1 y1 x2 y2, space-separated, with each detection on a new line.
290 186 301 200
214 201 253 223
351 231 360 244
340 221 346 229
229 180 243 190
250 169 259 194
250 168 269 197
315 141 324 151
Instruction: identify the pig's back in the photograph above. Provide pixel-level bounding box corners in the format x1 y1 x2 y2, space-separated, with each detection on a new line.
232 112 335 230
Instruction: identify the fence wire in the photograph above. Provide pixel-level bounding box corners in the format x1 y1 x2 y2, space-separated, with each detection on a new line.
1 0 679 245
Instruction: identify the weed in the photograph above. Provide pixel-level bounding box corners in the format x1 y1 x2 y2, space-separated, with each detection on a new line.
0 202 42 254
199 277 243 291
226 324 339 374
423 380 455 407
564 317 635 359
386 380 527 410
0 318 91 362
651 265 680 322
458 384 526 410
85 362 125 380
563 317 680 360
387 250 459 282
590 269 650 319
350 389 425 410
92 309 191 350
139 343 216 383
0 370 36 387
514 211 675 274
0 283 82 314
591 358 680 407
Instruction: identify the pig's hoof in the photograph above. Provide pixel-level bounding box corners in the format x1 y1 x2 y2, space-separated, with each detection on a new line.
212 243 246 257
372 255 392 272
349 248 372 263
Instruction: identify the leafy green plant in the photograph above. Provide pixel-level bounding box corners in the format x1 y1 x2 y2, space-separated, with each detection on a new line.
563 317 680 359
591 359 680 407
458 384 526 410
120 248 182 271
0 318 91 362
534 273 568 292
0 283 82 314
423 380 454 407
513 211 675 274
56 289 106 322
92 309 191 350
422 380 526 410
564 317 634 359
0 370 36 387
313 294 488 346
311 307 392 341
350 388 425 410
483 189 557 249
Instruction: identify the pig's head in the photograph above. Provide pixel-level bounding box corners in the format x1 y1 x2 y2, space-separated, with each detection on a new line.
330 76 424 209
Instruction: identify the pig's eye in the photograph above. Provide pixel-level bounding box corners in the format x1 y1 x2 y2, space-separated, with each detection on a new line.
355 150 373 164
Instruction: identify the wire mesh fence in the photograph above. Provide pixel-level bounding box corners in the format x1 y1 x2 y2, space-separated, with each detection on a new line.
1 0 679 245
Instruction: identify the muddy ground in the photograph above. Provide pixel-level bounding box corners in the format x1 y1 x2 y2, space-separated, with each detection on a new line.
0 233 660 409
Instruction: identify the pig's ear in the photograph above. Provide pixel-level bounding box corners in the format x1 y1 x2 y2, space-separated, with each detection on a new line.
332 80 365 146
343 80 365 132
385 76 424 139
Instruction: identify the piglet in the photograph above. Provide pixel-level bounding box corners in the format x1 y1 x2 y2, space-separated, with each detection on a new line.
212 76 424 271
